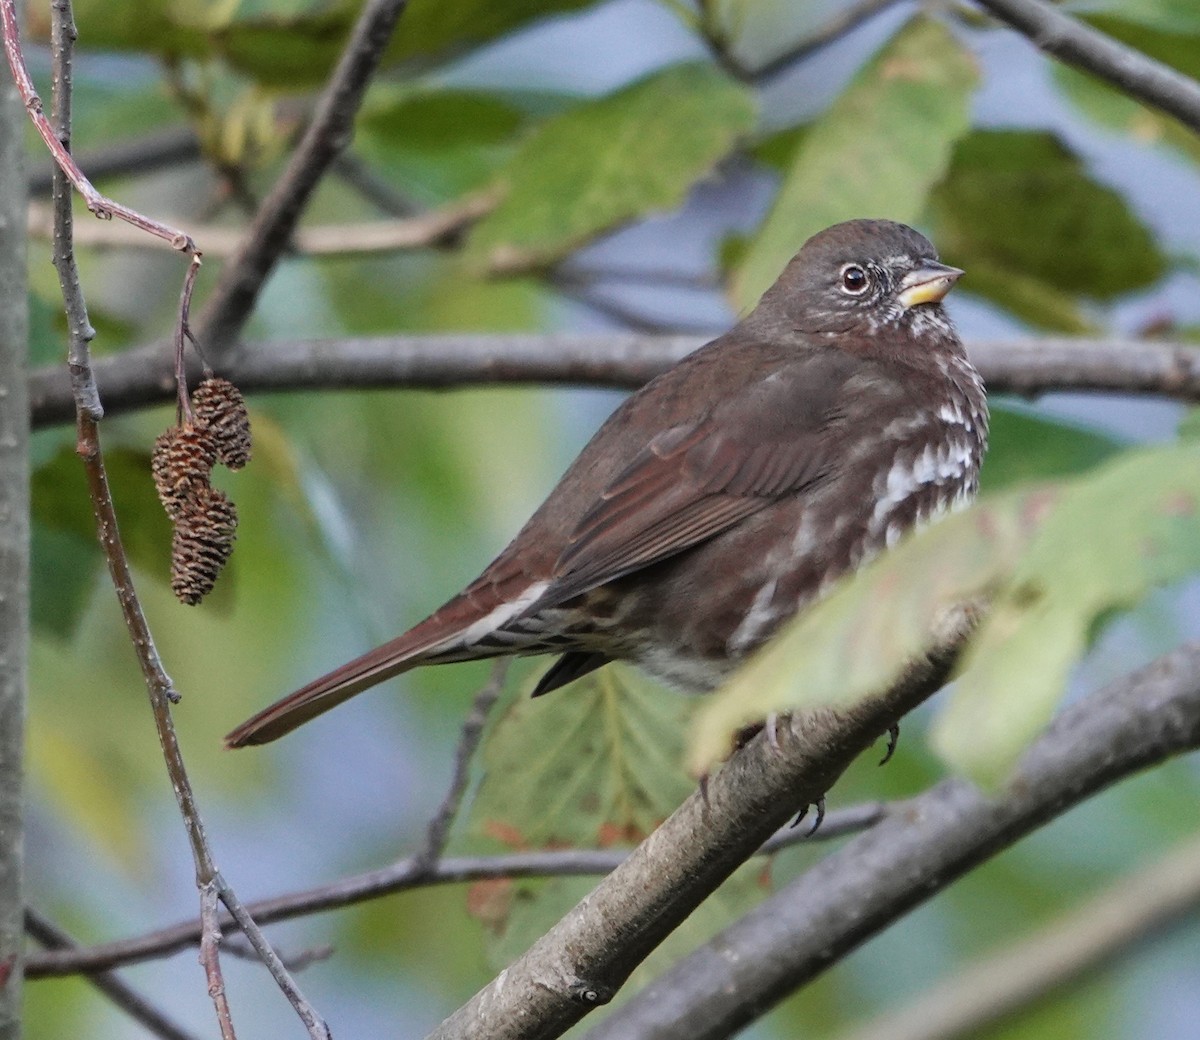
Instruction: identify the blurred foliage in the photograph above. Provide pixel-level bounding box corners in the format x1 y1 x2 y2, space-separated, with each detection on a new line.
19 0 1200 1037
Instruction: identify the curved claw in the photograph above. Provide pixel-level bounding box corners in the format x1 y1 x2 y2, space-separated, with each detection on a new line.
879 723 900 766
791 796 826 837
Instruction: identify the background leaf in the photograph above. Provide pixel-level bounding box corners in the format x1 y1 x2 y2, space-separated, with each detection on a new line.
464 63 756 274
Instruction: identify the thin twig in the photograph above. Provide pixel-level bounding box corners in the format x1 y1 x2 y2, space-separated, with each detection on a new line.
26 191 496 257
194 0 411 359
27 333 1200 429
25 908 204 1040
27 126 203 196
40 2 329 1037
973 0 1200 134
0 0 199 256
26 802 884 980
830 831 1200 1040
699 0 901 84
222 936 335 973
198 884 236 1040
415 660 510 874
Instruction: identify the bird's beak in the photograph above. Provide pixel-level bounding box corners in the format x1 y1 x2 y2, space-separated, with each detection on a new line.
897 262 963 309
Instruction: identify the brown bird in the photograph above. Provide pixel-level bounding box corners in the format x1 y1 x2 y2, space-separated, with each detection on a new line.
226 219 987 749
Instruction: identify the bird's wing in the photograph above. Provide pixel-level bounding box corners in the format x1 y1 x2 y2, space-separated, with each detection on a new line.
535 349 857 609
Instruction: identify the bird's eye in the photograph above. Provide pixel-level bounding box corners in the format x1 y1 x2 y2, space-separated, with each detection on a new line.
840 264 869 295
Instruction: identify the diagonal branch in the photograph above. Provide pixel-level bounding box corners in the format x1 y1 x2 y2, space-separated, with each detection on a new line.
580 642 1200 1040
26 333 1200 429
973 0 1200 134
194 0 411 360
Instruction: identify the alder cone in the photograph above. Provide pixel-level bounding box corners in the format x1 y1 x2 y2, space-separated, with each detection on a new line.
170 485 239 605
151 424 216 519
191 376 252 470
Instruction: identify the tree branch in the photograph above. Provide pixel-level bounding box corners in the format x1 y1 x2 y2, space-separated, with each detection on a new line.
0 19 26 1033
25 909 203 1040
26 802 884 980
26 126 202 196
424 606 980 1040
193 0 411 360
580 642 1200 1040
828 832 1200 1040
26 333 1200 429
973 0 1200 134
26 191 494 257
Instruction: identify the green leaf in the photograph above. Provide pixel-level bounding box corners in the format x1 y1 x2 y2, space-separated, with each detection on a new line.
51 0 207 57
470 665 695 853
690 488 1051 772
467 665 768 981
733 16 978 311
981 405 1124 492
465 63 757 274
954 262 1091 334
927 130 1168 323
933 442 1200 783
1079 0 1200 33
215 7 354 87
385 0 602 68
1085 15 1200 80
356 88 528 205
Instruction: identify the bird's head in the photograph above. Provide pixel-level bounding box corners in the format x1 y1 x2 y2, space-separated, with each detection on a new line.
754 219 963 345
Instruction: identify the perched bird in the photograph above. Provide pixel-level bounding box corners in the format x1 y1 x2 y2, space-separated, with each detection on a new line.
226 219 987 749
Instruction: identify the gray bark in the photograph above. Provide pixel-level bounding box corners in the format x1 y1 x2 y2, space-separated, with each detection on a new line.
0 65 29 1040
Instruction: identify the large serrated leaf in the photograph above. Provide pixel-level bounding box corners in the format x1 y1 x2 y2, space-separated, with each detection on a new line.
933 442 1200 783
469 665 695 852
466 665 767 984
732 16 977 311
689 488 1051 772
927 130 1167 326
464 63 757 274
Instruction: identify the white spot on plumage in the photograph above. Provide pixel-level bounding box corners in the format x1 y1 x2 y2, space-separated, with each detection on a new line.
459 581 550 646
728 577 780 653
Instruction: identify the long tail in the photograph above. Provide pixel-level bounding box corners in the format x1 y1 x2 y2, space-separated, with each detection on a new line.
224 625 452 747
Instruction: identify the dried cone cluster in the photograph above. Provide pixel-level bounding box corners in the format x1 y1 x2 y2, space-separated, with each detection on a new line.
152 377 252 605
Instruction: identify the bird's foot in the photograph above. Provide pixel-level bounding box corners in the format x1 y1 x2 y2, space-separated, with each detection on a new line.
879 723 901 766
791 796 826 837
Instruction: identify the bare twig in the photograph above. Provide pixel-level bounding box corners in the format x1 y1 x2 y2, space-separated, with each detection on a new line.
194 0 411 359
27 802 884 980
699 0 901 84
39 2 328 1037
27 191 496 257
198 883 236 1040
0 0 199 256
25 908 204 1040
830 832 1200 1040
223 936 335 973
581 642 1200 1040
415 660 510 874
27 333 1200 429
973 0 1200 134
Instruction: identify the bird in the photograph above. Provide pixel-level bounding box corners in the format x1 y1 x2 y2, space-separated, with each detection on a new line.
226 219 988 749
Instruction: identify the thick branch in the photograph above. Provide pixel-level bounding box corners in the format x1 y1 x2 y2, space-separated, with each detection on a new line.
194 0 410 359
0 30 26 1039
26 803 884 979
973 0 1200 134
425 608 979 1040
582 642 1200 1040
27 334 1200 428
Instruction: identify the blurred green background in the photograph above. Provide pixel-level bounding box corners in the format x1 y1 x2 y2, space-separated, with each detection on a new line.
20 0 1200 1037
